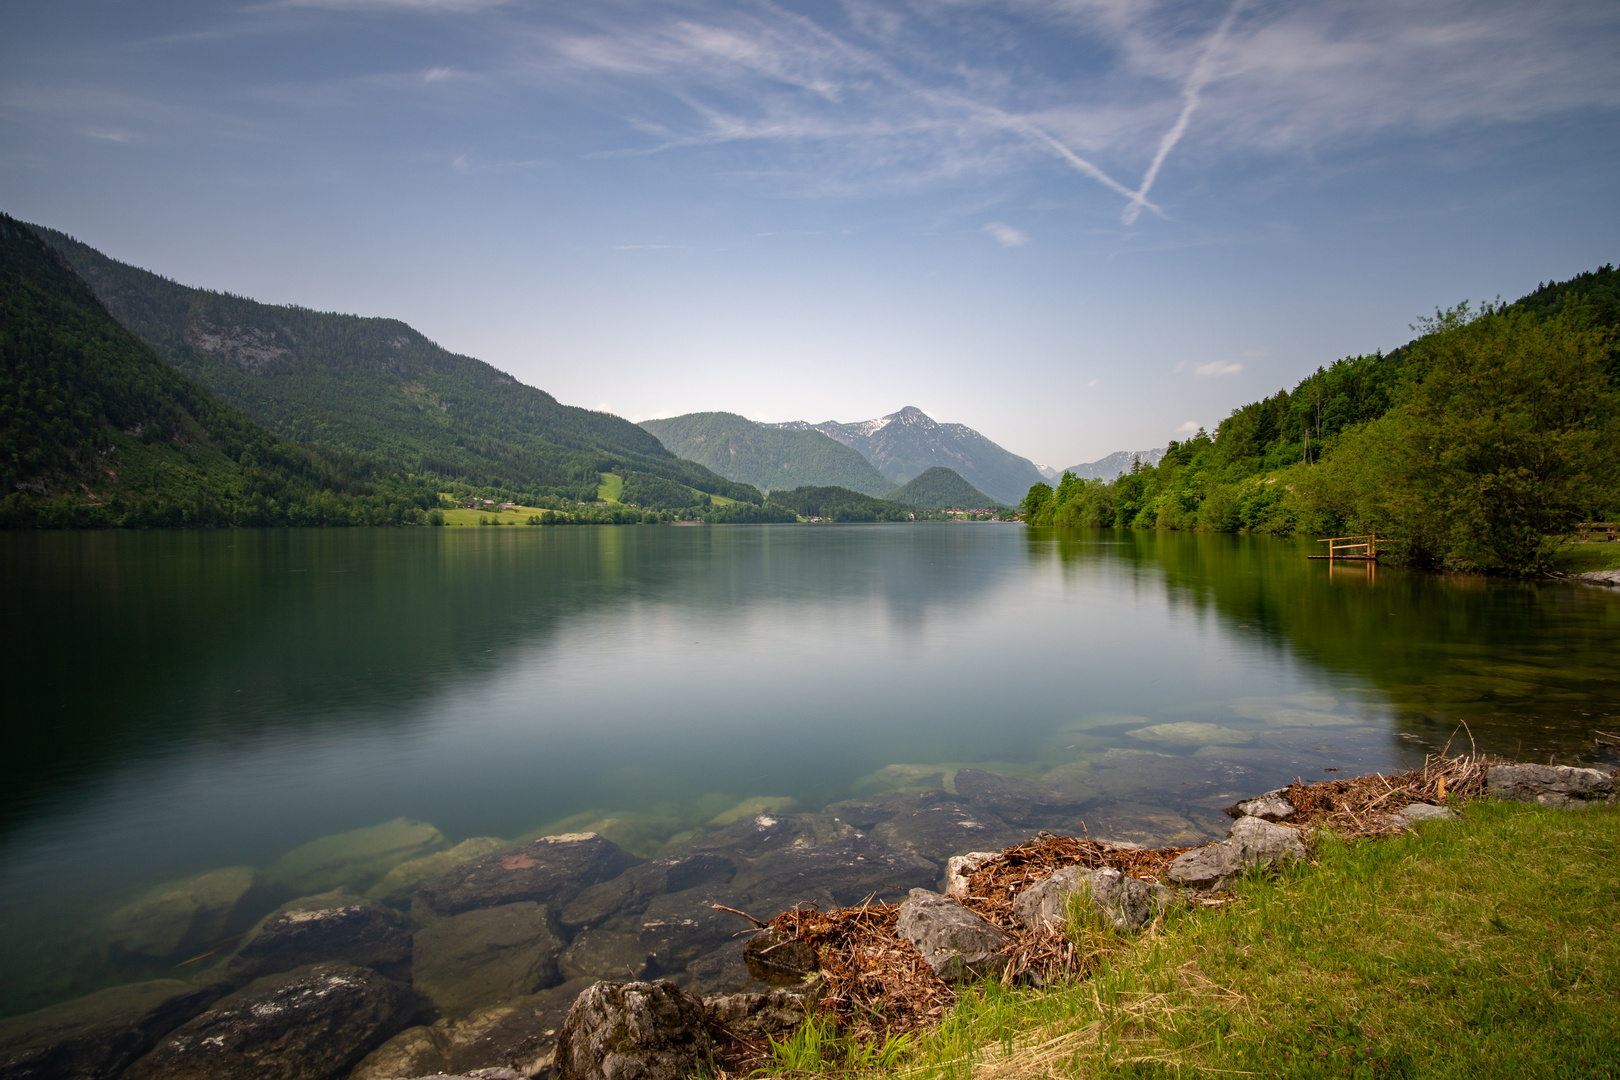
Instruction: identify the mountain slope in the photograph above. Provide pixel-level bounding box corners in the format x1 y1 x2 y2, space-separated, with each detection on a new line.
640 412 896 496
1062 448 1167 480
0 213 430 527
766 406 1044 504
30 226 759 505
887 467 1000 509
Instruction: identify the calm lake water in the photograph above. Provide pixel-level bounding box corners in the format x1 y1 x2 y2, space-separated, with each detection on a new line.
2 524 1617 1017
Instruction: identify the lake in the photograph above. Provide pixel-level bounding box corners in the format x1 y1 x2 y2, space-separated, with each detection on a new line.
2 523 1617 1019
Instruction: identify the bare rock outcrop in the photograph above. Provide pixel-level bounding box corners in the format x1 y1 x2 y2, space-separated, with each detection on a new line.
894 889 1008 981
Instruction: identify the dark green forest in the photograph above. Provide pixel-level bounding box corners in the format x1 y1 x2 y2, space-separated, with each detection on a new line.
1022 265 1620 574
30 224 760 510
0 214 438 527
887 466 1002 510
763 485 918 522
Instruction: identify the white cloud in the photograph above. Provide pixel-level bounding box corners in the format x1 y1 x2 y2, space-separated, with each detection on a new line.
423 67 455 82
1195 360 1245 376
1175 420 1202 434
83 129 138 143
984 221 1029 247
450 153 469 170
528 0 1620 222
1086 379 1099 387
281 0 508 10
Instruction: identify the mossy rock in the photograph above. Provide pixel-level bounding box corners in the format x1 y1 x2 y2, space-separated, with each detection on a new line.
364 837 508 905
103 867 271 962
268 818 446 895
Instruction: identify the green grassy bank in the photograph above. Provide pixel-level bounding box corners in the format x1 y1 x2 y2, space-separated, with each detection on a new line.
850 800 1619 1080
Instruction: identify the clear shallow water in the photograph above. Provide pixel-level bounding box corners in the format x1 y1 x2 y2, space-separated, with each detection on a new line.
2 524 1616 1016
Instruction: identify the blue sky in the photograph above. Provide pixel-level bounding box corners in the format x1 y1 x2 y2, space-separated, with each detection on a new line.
4 0 1618 467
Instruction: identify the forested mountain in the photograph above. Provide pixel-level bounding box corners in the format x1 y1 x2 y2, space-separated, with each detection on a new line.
766 406 1044 504
30 225 758 507
640 411 896 496
0 213 433 527
1023 264 1620 574
886 467 1000 509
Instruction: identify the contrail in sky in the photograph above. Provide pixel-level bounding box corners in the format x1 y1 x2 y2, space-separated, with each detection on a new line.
1122 0 1246 225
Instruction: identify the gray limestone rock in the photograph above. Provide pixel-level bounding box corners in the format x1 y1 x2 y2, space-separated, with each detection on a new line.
349 977 596 1080
553 981 710 1080
0 980 224 1080
121 963 414 1080
1487 764 1617 809
1393 803 1458 825
413 903 564 1019
701 990 807 1039
1223 789 1297 822
1013 866 1168 934
742 927 819 988
558 920 655 985
952 770 1091 825
1166 816 1306 891
894 889 1008 982
417 834 640 918
226 888 412 983
675 814 854 860
943 852 1001 899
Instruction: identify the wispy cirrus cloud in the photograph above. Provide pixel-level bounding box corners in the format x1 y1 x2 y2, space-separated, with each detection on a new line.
983 221 1029 246
525 0 1619 223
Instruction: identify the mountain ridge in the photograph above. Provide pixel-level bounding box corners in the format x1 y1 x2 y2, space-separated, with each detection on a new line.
765 406 1044 504
639 412 896 496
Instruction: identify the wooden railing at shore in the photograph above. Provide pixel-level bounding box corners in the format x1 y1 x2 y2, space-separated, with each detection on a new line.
1309 534 1383 560
1575 522 1620 543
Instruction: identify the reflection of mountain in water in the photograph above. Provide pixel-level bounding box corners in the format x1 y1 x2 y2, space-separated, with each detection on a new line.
1028 527 1620 763
0 526 1010 829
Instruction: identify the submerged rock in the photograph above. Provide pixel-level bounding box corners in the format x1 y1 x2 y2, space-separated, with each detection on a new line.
727 832 938 905
1223 789 1297 822
1127 722 1253 749
1166 816 1306 891
350 977 596 1080
895 889 1008 982
557 854 735 931
952 770 1091 825
413 903 564 1018
416 834 641 918
1013 866 1167 934
121 963 414 1080
226 888 412 983
871 802 1025 869
553 981 710 1080
269 818 448 895
822 790 963 829
677 813 853 860
102 867 272 963
0 980 223 1080
367 838 510 906
1487 764 1617 809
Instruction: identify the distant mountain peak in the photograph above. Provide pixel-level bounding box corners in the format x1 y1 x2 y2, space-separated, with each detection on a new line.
763 407 1042 504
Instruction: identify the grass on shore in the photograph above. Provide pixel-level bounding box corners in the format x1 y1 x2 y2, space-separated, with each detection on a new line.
1553 542 1620 574
808 800 1619 1080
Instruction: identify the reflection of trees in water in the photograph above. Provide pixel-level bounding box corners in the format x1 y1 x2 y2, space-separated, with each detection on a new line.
0 526 1010 828
1028 527 1620 763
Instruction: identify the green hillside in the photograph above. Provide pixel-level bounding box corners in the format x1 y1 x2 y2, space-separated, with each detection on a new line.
640 411 896 496
1023 264 1620 574
887 466 1001 509
764 485 915 522
30 225 760 508
0 213 432 527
